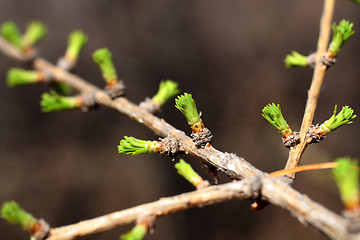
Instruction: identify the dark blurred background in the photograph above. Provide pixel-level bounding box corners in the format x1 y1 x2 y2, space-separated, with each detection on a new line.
0 0 360 239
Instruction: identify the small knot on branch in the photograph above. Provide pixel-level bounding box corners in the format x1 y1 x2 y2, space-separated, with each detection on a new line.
139 97 161 114
306 124 325 144
344 207 360 233
32 219 50 240
105 81 126 99
79 92 98 112
57 56 76 71
159 137 180 157
191 127 213 148
247 175 263 200
321 52 337 68
283 131 300 148
251 175 293 211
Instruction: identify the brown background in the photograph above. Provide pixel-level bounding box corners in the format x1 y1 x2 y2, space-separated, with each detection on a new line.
1 0 360 239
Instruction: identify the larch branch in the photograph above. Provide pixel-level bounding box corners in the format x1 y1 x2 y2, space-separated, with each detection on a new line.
285 0 335 175
0 11 356 238
33 57 262 180
47 175 355 240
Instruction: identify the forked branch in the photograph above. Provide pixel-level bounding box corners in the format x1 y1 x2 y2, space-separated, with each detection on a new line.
0 40 357 239
0 0 358 238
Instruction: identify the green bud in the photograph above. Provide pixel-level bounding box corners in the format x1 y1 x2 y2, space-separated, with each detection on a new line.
175 159 204 187
328 20 355 57
152 80 180 106
21 21 47 50
118 136 160 155
7 68 43 88
262 103 292 138
284 51 310 68
1 201 37 232
40 91 79 112
65 30 88 61
333 158 360 209
92 48 118 85
120 224 147 240
0 21 22 48
319 105 356 135
175 93 203 132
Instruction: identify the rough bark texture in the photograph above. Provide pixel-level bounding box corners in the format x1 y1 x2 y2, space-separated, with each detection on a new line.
1 1 360 240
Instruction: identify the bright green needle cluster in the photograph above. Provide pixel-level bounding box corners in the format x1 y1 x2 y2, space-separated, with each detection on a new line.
333 158 359 209
7 68 42 88
328 20 355 57
320 106 356 135
92 48 118 85
40 91 79 112
175 93 203 131
1 201 37 232
0 21 22 47
175 159 203 187
262 103 292 138
0 20 47 51
120 224 147 240
284 51 309 68
152 80 180 106
21 21 47 50
118 136 159 155
65 30 88 61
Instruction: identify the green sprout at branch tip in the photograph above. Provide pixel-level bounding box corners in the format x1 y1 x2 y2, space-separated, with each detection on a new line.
175 93 203 132
40 91 79 112
175 159 205 188
7 68 44 88
262 103 300 147
0 21 22 48
284 51 310 68
328 20 355 57
1 201 37 232
333 158 359 210
92 48 118 85
118 136 160 155
66 30 88 61
21 21 47 50
152 80 180 105
319 105 356 135
262 103 292 138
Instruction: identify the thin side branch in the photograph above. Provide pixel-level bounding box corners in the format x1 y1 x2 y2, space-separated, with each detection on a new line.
285 0 335 174
270 162 337 177
47 175 354 240
0 36 34 61
47 179 256 240
33 58 262 180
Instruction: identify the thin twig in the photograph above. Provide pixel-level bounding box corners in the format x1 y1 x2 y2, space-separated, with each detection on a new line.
47 175 354 240
0 36 35 61
285 0 335 175
270 162 337 177
47 178 256 240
